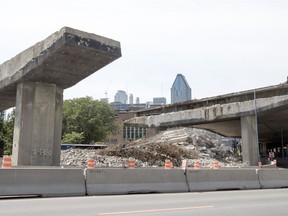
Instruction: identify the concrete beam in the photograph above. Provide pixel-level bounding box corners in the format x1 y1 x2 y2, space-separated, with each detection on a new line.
136 83 288 117
125 95 288 131
0 27 121 111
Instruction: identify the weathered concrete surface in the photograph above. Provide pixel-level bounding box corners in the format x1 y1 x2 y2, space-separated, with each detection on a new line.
135 83 288 116
258 169 288 188
126 93 288 135
0 168 86 197
241 115 259 165
12 82 63 166
86 168 188 195
0 27 121 166
187 169 260 192
0 27 121 111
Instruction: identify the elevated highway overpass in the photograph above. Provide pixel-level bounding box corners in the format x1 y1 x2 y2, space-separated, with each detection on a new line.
125 83 288 165
0 27 121 166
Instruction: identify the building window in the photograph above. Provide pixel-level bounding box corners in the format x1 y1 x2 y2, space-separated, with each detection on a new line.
123 126 147 141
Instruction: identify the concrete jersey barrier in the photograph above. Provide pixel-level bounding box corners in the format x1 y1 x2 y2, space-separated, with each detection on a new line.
0 168 86 197
85 168 188 195
186 169 261 192
1 167 288 197
258 169 288 188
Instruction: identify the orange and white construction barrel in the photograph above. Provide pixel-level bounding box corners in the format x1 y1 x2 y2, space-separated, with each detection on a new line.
2 156 12 168
213 161 219 169
87 159 95 168
194 161 201 169
128 159 136 168
165 160 172 169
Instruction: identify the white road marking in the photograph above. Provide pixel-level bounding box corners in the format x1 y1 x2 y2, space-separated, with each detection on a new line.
99 205 215 215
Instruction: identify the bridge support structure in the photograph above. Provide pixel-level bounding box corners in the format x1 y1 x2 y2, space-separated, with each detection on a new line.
126 86 288 166
12 82 63 166
0 27 121 166
241 115 260 166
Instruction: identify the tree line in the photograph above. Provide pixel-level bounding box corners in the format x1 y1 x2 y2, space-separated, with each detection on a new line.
0 97 119 156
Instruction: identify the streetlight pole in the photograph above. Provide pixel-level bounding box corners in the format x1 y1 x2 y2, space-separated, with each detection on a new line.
254 90 261 162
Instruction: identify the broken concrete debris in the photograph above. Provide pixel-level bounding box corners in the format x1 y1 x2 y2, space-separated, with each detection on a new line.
61 127 244 168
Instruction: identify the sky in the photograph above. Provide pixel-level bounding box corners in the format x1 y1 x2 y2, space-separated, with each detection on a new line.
1 0 288 104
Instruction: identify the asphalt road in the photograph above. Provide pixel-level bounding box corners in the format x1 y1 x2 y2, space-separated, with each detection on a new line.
0 189 288 216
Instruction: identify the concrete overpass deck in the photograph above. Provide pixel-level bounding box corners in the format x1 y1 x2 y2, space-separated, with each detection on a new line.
129 83 288 143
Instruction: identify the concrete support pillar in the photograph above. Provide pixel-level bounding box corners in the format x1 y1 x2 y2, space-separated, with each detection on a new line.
262 143 267 157
241 115 259 166
12 82 63 166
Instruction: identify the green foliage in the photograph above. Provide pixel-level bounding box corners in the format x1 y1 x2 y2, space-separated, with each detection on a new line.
0 110 15 155
62 132 84 144
62 97 119 144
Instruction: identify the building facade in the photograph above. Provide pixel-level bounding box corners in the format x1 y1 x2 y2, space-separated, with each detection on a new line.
129 94 133 105
171 74 191 103
153 97 166 105
105 111 155 144
114 90 128 104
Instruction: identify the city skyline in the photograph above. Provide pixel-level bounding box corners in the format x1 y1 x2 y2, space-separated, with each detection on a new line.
107 73 191 105
108 89 167 105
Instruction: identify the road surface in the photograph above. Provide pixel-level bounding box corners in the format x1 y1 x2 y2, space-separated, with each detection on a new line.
0 189 287 216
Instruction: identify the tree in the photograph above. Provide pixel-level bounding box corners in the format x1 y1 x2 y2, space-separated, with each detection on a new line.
0 110 15 155
0 115 5 155
62 97 119 144
62 132 84 144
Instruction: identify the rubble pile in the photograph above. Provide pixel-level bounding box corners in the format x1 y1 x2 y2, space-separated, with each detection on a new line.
98 142 198 167
61 127 244 168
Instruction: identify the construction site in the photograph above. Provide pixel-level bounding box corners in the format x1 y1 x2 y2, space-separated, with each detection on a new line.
61 127 244 168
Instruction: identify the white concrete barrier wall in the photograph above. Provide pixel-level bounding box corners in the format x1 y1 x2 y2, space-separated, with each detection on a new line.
0 168 86 197
85 168 188 195
258 169 288 188
1 167 287 197
187 169 261 192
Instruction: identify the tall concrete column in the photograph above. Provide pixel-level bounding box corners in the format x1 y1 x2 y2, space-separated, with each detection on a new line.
241 115 259 166
12 81 63 166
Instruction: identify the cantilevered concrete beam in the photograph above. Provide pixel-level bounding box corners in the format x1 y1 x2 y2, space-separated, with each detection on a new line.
0 27 121 111
0 27 121 166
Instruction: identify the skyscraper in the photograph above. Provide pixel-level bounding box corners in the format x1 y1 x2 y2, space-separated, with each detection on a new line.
114 90 128 104
171 74 191 104
129 94 133 105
